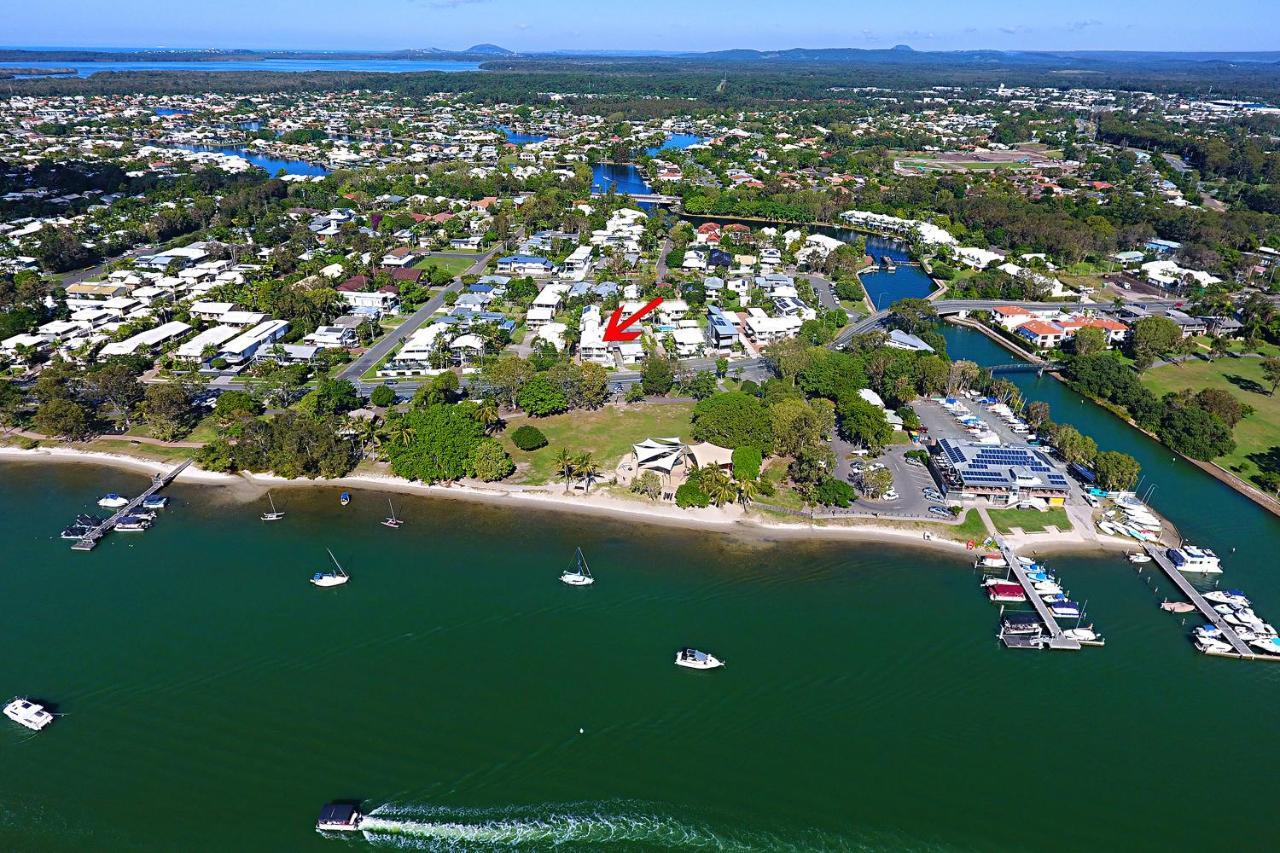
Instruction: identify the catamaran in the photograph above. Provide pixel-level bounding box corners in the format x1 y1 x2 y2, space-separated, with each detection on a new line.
381 498 403 529
261 491 284 522
311 548 350 588
4 697 54 731
559 547 594 586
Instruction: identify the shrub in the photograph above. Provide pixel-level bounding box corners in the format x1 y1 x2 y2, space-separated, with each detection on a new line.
511 424 548 451
675 481 711 509
470 438 515 481
370 384 397 407
732 445 763 481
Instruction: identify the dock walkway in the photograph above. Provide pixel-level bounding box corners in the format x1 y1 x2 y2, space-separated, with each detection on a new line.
1143 543 1256 659
71 459 191 551
997 539 1082 650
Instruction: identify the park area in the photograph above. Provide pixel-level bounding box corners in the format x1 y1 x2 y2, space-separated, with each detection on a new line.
414 254 474 278
498 402 695 485
987 507 1071 534
1140 357 1280 485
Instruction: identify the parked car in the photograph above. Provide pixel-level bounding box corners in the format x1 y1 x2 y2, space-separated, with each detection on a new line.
928 505 952 517
923 488 943 501
882 489 899 501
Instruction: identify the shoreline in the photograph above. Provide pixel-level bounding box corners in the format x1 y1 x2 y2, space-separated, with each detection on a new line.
0 444 1076 558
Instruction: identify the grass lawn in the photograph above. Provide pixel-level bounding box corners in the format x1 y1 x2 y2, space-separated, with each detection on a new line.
987 506 1071 534
498 402 695 485
82 439 194 462
413 255 473 278
1141 357 1280 482
946 508 993 542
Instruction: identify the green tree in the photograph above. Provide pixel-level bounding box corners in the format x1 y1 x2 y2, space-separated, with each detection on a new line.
1072 326 1107 357
385 404 484 483
85 362 144 431
731 445 763 481
1129 316 1182 372
641 355 676 396
861 467 894 499
553 447 577 493
575 452 602 494
836 394 892 453
33 397 90 439
1050 423 1098 465
1093 450 1141 492
370 384 398 407
1262 358 1280 397
631 470 662 501
517 373 570 416
140 383 196 441
675 481 710 508
470 438 515 481
691 391 773 451
699 466 737 506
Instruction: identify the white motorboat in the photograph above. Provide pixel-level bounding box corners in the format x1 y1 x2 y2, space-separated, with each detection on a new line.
675 648 724 670
4 697 54 731
261 491 285 522
115 516 151 531
1249 637 1280 656
1166 545 1223 574
1049 601 1082 619
97 493 130 508
1033 581 1063 595
1194 635 1234 655
559 547 594 586
317 802 363 832
310 548 350 588
1127 553 1151 564
1204 591 1250 608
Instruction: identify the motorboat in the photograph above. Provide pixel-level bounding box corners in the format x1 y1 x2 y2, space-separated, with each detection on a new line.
1250 638 1280 656
115 516 151 532
1042 593 1069 605
339 492 351 506
1204 591 1250 608
981 576 1012 587
261 491 285 522
311 548 350 588
987 583 1026 603
1128 553 1152 564
559 547 594 586
97 493 130 508
1000 613 1043 635
1161 601 1196 614
4 697 54 731
141 496 168 510
675 648 724 670
316 802 363 832
1166 545 1223 574
1049 601 1082 619
1033 581 1063 595
975 554 1007 569
1194 635 1234 655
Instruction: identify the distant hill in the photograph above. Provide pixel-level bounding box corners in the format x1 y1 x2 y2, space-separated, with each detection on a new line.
466 44 514 56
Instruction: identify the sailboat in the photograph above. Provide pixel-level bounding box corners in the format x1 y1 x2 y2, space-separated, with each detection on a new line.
559 547 594 586
381 498 403 529
261 491 285 522
310 548 350 588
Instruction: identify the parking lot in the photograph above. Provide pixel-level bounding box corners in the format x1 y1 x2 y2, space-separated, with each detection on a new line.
830 431 948 521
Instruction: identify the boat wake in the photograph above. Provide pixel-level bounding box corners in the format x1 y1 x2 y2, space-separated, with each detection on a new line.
357 801 854 850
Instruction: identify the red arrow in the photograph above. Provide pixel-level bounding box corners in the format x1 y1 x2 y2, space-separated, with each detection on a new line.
603 297 663 342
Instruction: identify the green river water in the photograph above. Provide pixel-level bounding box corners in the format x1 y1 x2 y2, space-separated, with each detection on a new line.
1 325 1278 851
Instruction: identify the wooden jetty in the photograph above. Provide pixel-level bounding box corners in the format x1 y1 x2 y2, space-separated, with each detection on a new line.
1142 543 1256 660
71 459 191 551
996 539 1082 651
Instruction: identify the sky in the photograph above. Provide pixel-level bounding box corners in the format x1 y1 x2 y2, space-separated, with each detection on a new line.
7 0 1279 53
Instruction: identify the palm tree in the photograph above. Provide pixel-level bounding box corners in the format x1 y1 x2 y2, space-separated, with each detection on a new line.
736 477 760 509
553 447 577 494
575 452 602 495
385 421 417 450
701 468 737 507
474 397 503 434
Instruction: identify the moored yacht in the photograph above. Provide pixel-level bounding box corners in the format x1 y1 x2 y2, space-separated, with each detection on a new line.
97 493 129 508
115 515 151 532
1166 545 1222 574
675 648 724 670
311 548 350 588
1204 590 1250 608
1049 600 1082 619
1064 626 1103 644
1000 612 1043 635
1194 635 1234 655
141 496 168 510
559 547 594 586
1249 637 1280 656
987 583 1026 603
4 697 54 731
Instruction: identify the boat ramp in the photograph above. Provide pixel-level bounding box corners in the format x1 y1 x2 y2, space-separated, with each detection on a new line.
70 460 190 551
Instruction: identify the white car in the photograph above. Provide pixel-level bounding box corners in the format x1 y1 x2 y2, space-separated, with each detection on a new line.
882 489 899 501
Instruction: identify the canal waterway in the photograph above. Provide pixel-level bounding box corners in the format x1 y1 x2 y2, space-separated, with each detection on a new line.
172 143 330 177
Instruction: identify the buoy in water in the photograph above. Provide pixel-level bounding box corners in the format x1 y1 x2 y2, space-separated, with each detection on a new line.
578 728 584 734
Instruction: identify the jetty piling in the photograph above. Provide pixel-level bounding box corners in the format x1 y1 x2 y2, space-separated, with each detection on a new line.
71 459 191 552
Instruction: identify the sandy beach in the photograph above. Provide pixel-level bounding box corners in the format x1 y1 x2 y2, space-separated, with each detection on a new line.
0 444 989 556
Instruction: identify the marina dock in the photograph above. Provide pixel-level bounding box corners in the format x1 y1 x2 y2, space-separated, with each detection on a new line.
71 459 190 551
1142 543 1256 660
996 539 1082 651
